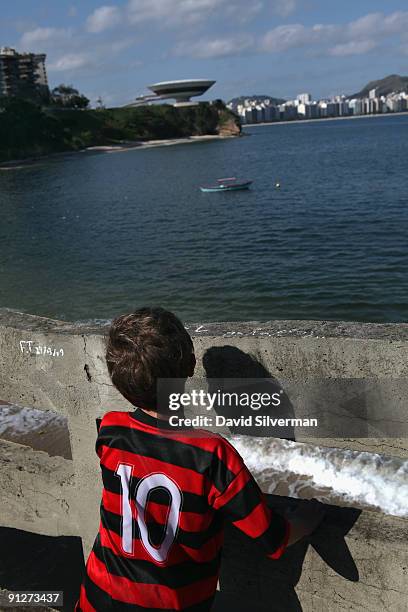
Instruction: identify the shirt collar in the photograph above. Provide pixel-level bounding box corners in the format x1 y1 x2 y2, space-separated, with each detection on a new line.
129 408 175 430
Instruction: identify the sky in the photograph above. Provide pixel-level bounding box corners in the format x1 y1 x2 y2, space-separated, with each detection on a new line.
1 1 408 107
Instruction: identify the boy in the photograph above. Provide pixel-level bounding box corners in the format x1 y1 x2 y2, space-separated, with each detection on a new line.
76 307 323 611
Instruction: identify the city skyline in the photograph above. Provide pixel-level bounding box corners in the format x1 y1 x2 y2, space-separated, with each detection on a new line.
232 87 408 124
1 1 408 107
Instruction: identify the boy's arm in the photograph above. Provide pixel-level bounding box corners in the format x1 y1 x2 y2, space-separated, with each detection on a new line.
212 447 323 558
212 462 290 558
285 500 325 546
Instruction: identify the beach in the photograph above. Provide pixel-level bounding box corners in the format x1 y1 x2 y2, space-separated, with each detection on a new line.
0 133 234 170
85 133 231 153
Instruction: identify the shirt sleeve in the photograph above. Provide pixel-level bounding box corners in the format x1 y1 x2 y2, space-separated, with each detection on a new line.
95 414 110 458
211 441 290 560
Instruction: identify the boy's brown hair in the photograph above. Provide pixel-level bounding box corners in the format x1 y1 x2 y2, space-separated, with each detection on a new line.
106 307 195 409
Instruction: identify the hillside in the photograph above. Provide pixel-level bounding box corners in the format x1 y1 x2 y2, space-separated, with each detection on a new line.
228 94 286 111
0 98 240 163
349 74 408 99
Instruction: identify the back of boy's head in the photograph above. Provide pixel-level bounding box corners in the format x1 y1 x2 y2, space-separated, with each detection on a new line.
106 307 194 409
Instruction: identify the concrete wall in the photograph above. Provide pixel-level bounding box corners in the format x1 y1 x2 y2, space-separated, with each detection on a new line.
1 309 408 611
0 439 76 537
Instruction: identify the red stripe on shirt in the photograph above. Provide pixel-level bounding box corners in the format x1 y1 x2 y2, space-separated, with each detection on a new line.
100 411 243 474
98 523 224 565
102 488 214 532
99 524 189 565
212 467 251 509
87 550 218 608
232 501 271 538
178 529 224 563
76 584 97 612
99 445 217 496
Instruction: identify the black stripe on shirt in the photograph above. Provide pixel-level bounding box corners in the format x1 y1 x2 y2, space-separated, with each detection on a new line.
93 537 221 588
83 571 215 612
217 476 263 521
100 506 224 551
101 463 210 515
97 424 236 493
252 511 288 554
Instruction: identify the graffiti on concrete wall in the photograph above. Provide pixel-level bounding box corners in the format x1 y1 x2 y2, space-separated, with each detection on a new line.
19 340 64 357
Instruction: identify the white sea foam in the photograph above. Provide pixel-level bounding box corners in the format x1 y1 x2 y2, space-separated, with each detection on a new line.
228 435 408 518
0 404 66 436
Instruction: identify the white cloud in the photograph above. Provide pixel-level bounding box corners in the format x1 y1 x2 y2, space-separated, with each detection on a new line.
347 13 383 39
261 22 338 52
330 40 377 57
175 34 254 59
86 5 122 33
261 24 310 53
311 23 339 43
127 0 219 25
48 53 89 72
126 0 265 26
21 27 72 47
336 10 408 45
124 0 301 25
173 8 408 61
383 10 408 34
346 11 408 40
20 20 138 82
261 10 408 56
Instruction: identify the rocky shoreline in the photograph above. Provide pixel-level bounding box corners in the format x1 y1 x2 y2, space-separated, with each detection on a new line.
0 133 239 170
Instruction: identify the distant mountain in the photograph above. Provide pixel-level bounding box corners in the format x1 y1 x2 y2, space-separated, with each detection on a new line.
349 74 408 99
227 94 286 111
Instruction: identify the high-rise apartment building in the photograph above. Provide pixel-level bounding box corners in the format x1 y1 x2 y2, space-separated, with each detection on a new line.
0 47 49 100
297 93 312 104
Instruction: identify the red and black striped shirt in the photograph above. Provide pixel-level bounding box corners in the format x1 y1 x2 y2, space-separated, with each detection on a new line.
76 409 290 611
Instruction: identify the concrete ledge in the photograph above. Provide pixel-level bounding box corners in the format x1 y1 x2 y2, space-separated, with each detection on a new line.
2 308 408 340
0 440 77 537
186 319 408 341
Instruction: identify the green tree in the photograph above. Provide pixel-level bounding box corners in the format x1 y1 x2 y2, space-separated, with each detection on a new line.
212 99 226 110
51 84 90 109
0 97 66 160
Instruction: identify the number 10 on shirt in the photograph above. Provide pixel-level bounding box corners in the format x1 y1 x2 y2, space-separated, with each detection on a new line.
115 464 183 563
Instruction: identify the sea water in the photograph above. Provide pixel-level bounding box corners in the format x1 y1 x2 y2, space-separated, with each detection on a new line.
0 115 408 323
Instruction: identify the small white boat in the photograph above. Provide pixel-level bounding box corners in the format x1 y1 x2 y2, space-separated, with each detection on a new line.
200 177 252 192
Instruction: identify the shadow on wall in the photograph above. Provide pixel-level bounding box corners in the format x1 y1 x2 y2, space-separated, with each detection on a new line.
202 346 295 439
203 347 361 611
214 497 361 612
0 527 85 612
